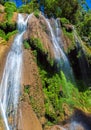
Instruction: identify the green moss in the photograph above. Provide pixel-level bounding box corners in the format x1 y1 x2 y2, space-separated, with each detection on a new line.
62 28 75 53
24 85 30 94
23 41 30 49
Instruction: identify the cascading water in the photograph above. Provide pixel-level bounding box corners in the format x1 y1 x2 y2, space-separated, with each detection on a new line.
54 18 64 48
43 16 74 81
73 27 91 86
0 13 32 130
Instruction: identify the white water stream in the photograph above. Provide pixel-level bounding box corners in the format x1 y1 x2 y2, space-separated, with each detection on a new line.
0 13 32 130
43 16 74 81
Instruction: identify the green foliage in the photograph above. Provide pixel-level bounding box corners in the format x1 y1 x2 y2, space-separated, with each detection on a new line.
30 37 45 52
23 41 30 49
41 0 80 23
75 10 91 62
18 4 33 13
79 90 91 110
4 2 16 12
44 0 62 17
39 67 91 123
62 28 75 52
6 30 18 41
18 0 39 13
0 22 7 31
77 11 91 41
0 29 17 41
4 2 17 22
24 85 30 94
29 96 41 117
0 21 16 33
0 29 6 39
32 50 37 57
34 9 40 18
60 18 70 25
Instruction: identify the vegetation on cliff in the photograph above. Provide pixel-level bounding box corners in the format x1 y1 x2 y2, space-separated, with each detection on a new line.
0 0 91 129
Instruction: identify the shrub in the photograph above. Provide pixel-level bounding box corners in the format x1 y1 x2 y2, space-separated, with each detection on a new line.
4 2 17 12
23 41 30 49
60 17 70 25
0 29 6 39
0 22 7 31
24 85 30 94
39 66 91 123
18 1 39 14
0 22 16 34
34 9 40 18
18 5 33 14
4 2 17 22
6 30 18 41
29 37 45 53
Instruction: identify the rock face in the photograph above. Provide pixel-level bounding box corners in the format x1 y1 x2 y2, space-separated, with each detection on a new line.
18 45 45 130
18 101 42 130
22 48 45 118
11 12 18 23
24 14 55 59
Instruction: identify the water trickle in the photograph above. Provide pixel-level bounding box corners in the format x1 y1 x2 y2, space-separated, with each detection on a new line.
0 13 33 130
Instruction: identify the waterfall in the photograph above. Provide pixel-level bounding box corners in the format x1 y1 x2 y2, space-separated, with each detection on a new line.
0 13 32 130
43 16 74 81
73 27 91 86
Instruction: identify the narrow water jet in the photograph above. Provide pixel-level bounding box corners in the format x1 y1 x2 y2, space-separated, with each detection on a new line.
0 13 33 130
